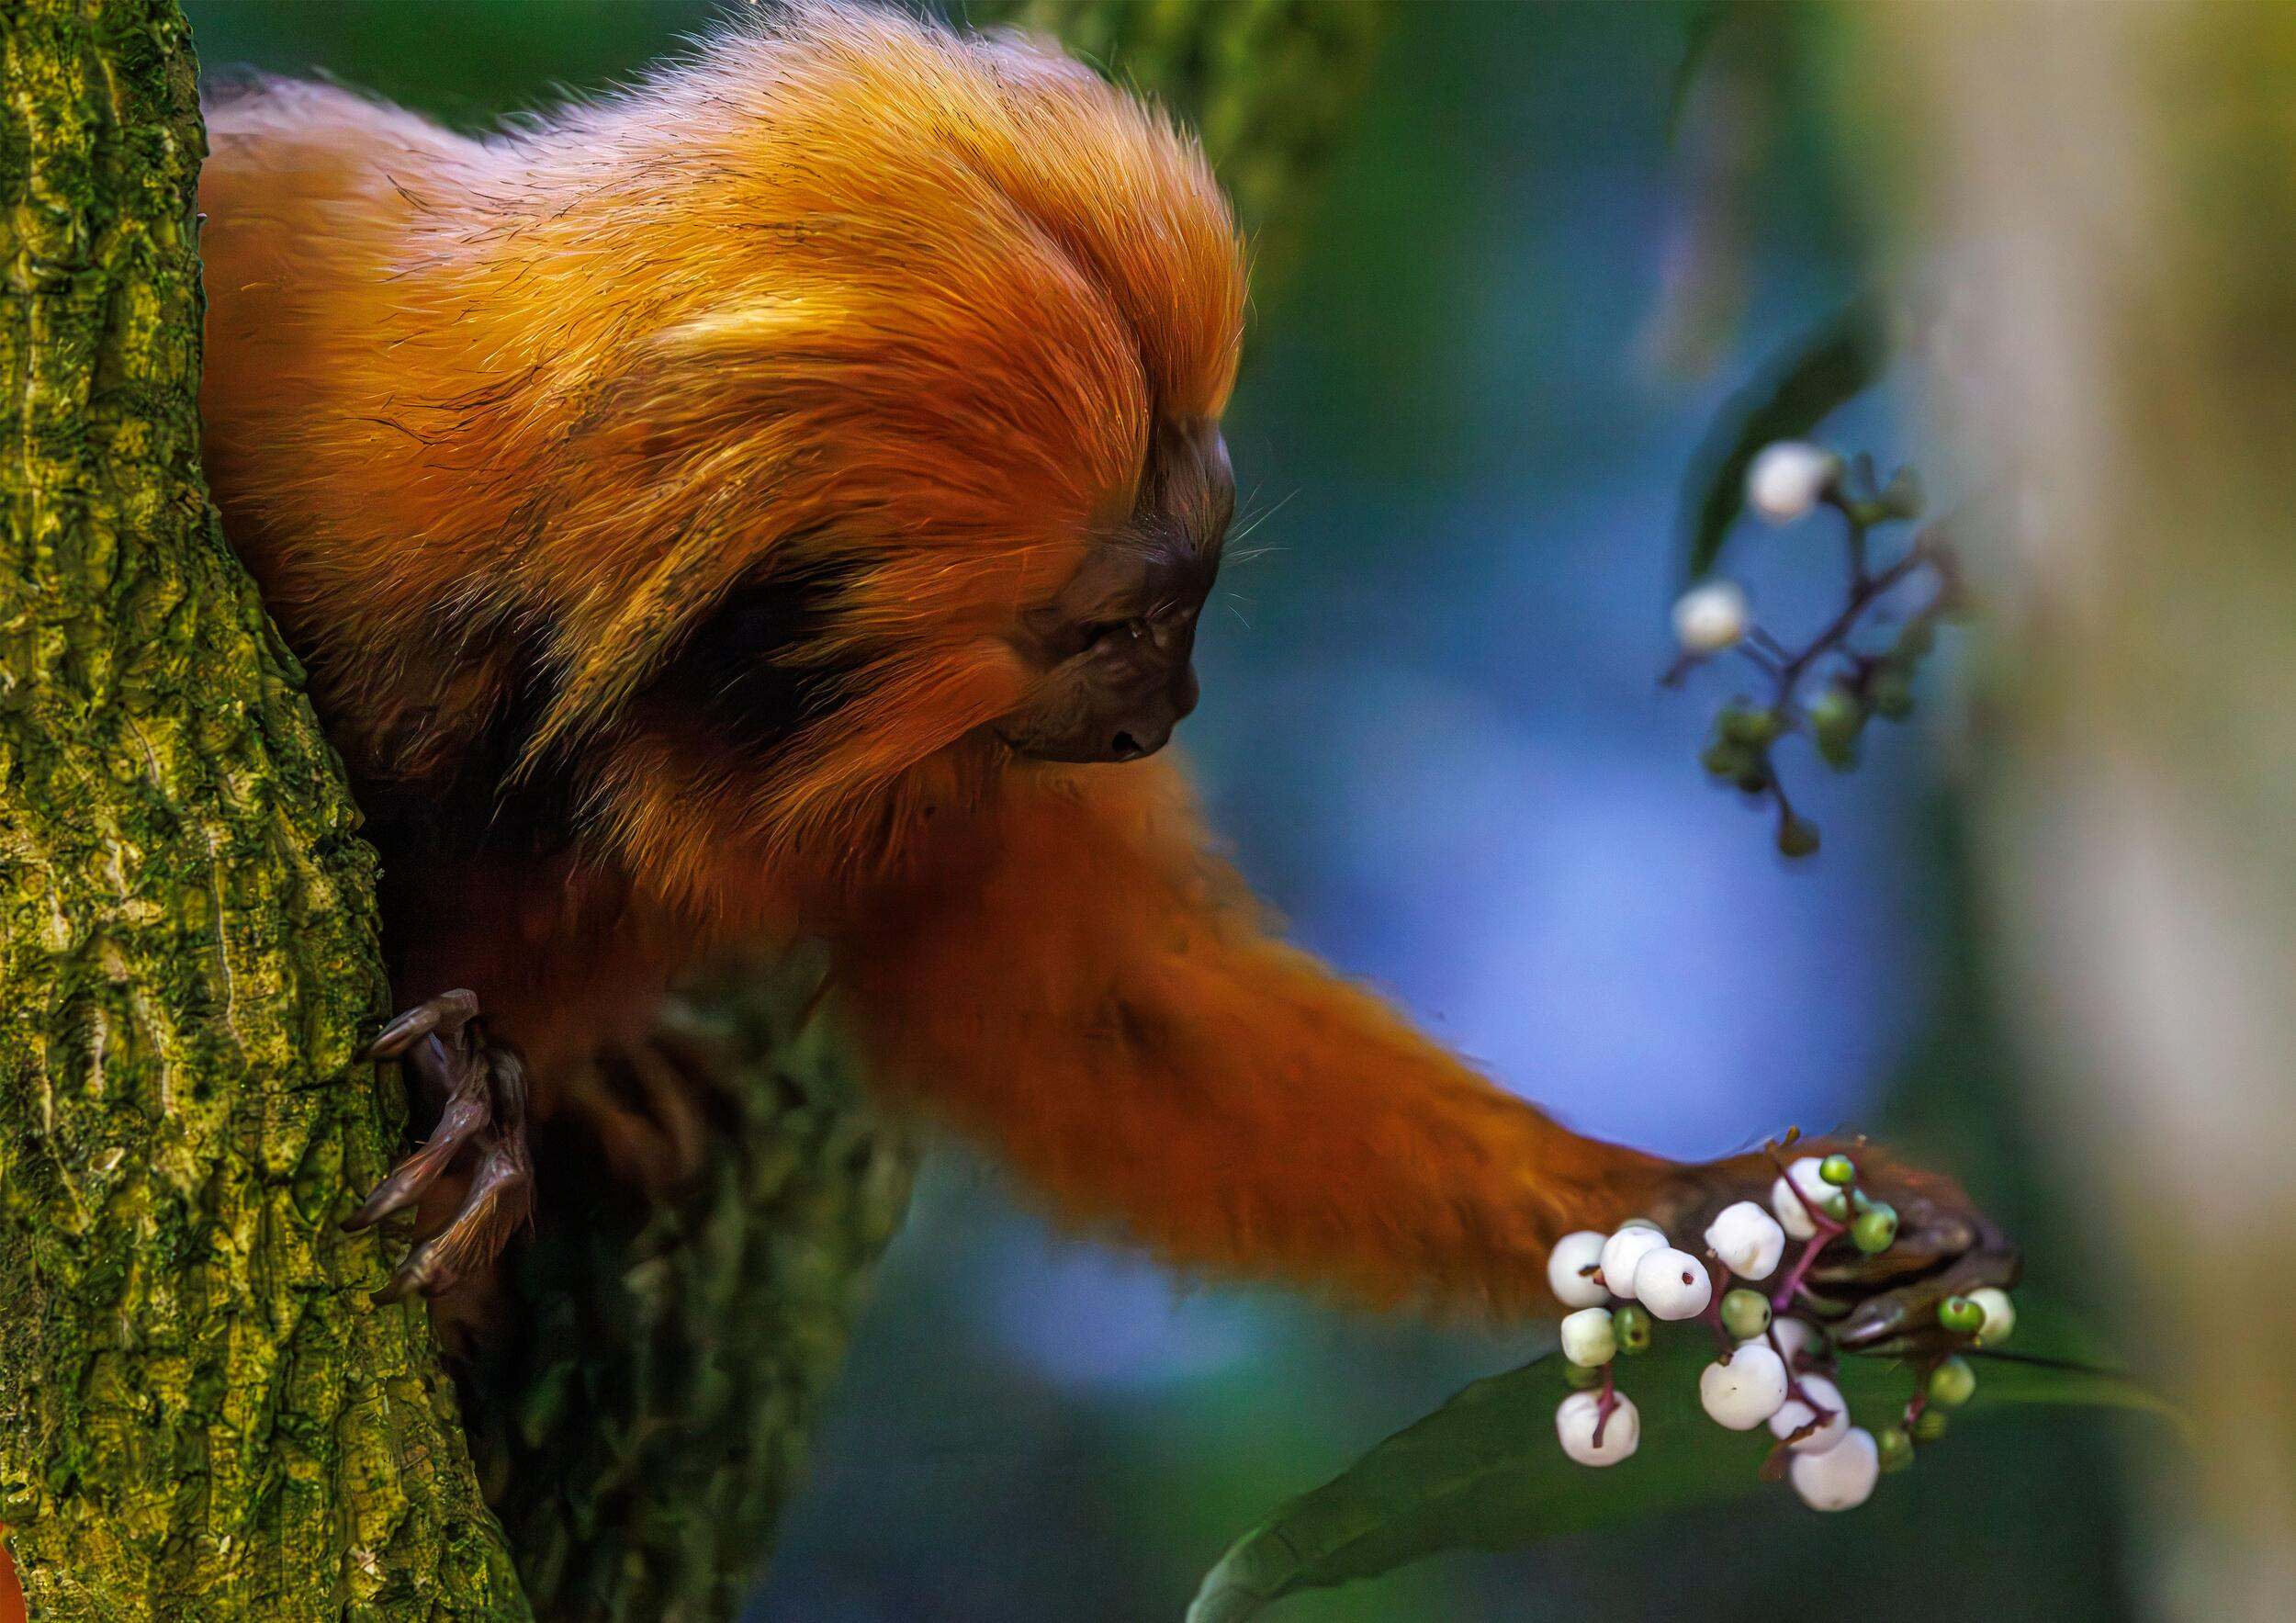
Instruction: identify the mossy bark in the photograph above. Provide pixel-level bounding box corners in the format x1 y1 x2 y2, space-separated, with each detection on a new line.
466 963 915 1623
0 2 526 1617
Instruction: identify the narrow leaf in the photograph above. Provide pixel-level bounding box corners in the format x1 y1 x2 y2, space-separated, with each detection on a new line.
1680 298 1888 582
1965 1350 2187 1433
1188 1302 2168 1623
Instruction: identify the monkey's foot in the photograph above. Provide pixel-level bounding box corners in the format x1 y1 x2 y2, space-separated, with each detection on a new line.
345 989 535 1304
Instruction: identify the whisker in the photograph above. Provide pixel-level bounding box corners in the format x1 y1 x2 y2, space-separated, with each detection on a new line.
1228 487 1300 547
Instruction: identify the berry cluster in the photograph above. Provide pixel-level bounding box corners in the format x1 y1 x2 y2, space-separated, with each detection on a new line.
1666 441 1963 859
1546 1150 2015 1511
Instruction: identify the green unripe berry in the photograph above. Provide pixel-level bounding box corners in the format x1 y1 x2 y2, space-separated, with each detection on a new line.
1701 741 1751 780
1819 1190 1851 1222
1809 693 1863 770
1912 1406 1950 1443
1719 1288 1773 1341
1776 816 1820 859
1928 1356 1977 1409
1736 762 1773 795
1851 1202 1898 1255
1875 1426 1915 1474
1565 1359 1604 1391
1818 1155 1858 1188
1937 1295 1986 1336
1613 1302 1654 1355
1720 705 1783 749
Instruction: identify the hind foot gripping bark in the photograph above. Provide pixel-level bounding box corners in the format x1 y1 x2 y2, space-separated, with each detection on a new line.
347 989 535 1303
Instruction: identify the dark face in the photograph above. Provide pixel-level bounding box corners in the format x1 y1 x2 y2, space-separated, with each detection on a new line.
999 419 1234 764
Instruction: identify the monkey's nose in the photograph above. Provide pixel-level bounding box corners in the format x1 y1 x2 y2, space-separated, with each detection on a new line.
1108 715 1174 761
1107 666 1198 761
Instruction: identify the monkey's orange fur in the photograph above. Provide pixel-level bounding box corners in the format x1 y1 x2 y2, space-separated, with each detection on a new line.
198 3 1689 1314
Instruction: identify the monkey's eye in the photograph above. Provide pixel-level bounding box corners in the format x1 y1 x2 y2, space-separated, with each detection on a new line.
1079 617 1148 654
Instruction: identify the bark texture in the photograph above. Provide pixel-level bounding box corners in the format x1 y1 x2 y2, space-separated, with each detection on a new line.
0 2 526 1617
467 962 915 1623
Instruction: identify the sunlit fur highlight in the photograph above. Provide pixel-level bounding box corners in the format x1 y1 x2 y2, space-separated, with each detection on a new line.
197 1 1742 1317
200 1 1244 922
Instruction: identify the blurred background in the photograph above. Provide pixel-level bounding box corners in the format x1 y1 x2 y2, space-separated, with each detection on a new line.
177 2 2190 1619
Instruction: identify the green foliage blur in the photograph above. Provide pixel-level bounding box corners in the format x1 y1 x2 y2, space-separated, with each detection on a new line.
180 3 2143 1619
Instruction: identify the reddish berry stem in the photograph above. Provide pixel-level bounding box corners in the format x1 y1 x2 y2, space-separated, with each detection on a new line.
1761 1155 1850 1313
1592 1360 1619 1448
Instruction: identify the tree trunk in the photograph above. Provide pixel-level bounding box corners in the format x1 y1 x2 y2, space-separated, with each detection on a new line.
463 956 917 1623
1863 3 2296 1616
0 2 526 1617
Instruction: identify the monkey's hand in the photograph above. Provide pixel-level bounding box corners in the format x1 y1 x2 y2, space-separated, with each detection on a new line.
1651 1140 2020 1359
344 989 535 1304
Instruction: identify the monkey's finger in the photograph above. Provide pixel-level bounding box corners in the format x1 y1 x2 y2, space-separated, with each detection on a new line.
366 988 480 1061
1805 1204 1978 1291
1832 1243 2022 1357
343 1060 493 1232
371 1129 533 1305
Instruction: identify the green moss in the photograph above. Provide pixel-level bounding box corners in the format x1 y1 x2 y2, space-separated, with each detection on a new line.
0 2 524 1616
467 966 915 1623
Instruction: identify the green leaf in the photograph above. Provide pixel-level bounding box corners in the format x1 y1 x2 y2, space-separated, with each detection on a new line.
1959 1350 2185 1432
1679 298 1889 582
1187 1302 2169 1623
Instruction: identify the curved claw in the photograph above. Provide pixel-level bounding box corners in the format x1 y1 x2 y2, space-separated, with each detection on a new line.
354 994 534 1302
365 988 480 1061
369 1135 534 1304
342 1051 494 1233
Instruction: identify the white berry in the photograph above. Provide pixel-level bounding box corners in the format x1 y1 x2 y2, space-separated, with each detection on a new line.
1969 1286 2016 1346
1758 1315 1825 1369
1769 1156 1830 1241
1559 1307 1616 1368
1671 580 1750 656
1633 1246 1713 1321
1600 1224 1669 1303
1699 1345 1789 1430
1768 1372 1850 1454
1746 441 1840 524
1704 1200 1786 1281
1790 1426 1880 1511
1555 1391 1640 1467
1547 1231 1610 1309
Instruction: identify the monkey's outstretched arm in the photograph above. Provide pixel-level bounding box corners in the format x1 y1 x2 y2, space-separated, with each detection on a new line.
836 760 1705 1313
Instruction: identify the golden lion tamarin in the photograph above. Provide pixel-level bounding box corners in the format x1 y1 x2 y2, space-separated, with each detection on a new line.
194 2 2011 1347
